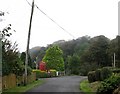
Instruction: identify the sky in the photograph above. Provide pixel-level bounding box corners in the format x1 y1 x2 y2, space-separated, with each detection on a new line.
0 0 119 52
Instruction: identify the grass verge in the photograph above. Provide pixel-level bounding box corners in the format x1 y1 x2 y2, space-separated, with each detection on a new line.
80 79 101 94
80 79 93 94
2 79 44 94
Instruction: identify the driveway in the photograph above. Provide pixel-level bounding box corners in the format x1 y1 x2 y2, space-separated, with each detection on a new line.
26 76 87 93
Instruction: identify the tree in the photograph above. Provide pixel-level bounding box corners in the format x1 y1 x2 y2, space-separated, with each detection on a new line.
20 52 34 69
82 35 110 67
107 36 120 67
44 36 90 75
67 54 80 75
43 45 64 71
1 25 25 76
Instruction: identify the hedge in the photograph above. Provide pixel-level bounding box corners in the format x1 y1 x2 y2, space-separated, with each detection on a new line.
88 67 112 83
32 70 49 79
95 69 101 81
88 71 96 83
49 69 57 77
32 69 57 79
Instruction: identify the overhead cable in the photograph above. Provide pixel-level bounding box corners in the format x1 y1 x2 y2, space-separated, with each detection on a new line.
25 0 75 39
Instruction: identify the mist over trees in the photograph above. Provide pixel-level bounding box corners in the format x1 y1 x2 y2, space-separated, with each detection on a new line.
34 35 120 75
1 26 119 76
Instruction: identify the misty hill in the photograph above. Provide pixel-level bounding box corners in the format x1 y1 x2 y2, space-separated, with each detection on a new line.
29 46 41 62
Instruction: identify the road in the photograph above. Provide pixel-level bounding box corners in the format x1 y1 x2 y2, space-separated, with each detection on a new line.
26 76 87 93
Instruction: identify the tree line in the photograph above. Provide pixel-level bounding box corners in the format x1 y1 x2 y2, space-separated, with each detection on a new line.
1 24 119 76
1 11 120 77
36 35 120 75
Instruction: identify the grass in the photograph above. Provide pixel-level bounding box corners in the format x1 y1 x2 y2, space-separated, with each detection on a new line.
80 80 93 94
2 79 44 94
80 79 101 94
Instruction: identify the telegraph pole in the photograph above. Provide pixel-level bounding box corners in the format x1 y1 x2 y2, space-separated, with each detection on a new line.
24 0 34 85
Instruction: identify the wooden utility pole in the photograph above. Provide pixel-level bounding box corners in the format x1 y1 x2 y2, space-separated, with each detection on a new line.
24 0 34 85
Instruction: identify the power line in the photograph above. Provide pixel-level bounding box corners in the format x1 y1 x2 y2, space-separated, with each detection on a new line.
25 0 75 39
25 0 31 6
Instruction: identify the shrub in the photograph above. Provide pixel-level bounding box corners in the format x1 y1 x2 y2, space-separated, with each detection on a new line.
88 71 96 83
95 69 101 81
100 67 112 81
97 74 120 94
39 71 50 78
88 67 112 83
50 69 57 77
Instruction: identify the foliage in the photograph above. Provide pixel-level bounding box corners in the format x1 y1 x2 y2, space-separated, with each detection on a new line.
11 58 24 76
82 35 110 67
88 67 112 83
107 36 120 68
42 45 64 71
80 79 101 94
100 67 112 81
97 74 120 94
79 62 98 76
32 69 57 79
20 52 35 69
66 54 80 75
20 52 26 63
80 80 93 94
49 69 57 77
27 66 32 76
88 71 96 83
35 35 119 75
32 70 49 79
95 69 101 81
1 25 25 76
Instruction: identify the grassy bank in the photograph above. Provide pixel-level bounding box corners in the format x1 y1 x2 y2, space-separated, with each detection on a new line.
3 79 44 94
80 79 101 94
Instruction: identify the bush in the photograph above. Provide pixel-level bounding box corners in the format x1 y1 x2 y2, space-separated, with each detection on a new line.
50 69 57 77
39 71 50 78
88 67 112 83
88 71 96 83
97 74 120 94
32 69 57 79
95 69 101 81
100 67 112 81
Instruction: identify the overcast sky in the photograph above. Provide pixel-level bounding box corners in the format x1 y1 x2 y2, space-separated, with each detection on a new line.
0 0 119 52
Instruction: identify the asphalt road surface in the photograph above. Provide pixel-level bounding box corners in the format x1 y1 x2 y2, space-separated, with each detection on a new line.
26 76 87 93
